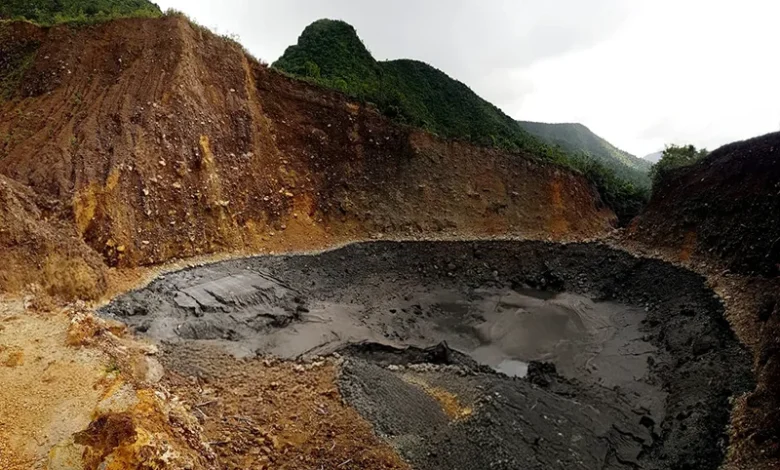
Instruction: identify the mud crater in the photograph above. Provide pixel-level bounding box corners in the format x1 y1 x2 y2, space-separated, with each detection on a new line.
102 241 753 470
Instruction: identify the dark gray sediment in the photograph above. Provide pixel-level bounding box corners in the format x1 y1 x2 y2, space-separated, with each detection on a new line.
101 241 754 469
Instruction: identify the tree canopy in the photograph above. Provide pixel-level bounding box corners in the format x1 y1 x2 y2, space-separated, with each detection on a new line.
274 20 549 155
518 121 652 189
651 144 709 188
0 0 161 25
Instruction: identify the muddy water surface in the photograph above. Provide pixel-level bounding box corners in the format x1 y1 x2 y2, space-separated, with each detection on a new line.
104 267 654 390
101 241 753 470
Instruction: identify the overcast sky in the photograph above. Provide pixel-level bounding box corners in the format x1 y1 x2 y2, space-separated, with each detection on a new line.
155 0 780 157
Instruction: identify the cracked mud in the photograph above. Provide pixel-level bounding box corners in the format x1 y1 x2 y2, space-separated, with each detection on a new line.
102 241 754 469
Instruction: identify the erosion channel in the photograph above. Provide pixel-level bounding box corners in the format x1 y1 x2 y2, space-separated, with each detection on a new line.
102 241 753 469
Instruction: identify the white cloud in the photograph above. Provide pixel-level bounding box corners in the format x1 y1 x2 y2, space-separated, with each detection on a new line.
501 0 780 155
154 0 780 157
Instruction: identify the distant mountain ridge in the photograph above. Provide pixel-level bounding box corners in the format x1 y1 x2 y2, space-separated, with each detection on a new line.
518 121 651 188
643 151 664 164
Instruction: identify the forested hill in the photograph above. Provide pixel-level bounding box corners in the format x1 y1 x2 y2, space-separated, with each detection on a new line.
518 121 651 188
273 19 554 156
273 19 651 223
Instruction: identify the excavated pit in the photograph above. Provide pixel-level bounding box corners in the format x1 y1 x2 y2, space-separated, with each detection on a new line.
101 241 753 469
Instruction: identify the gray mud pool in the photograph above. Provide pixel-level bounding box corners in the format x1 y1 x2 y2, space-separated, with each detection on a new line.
102 241 753 470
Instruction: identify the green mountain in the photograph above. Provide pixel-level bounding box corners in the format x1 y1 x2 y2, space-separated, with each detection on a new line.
273 20 651 223
0 0 161 24
518 121 651 188
273 19 555 157
273 19 651 224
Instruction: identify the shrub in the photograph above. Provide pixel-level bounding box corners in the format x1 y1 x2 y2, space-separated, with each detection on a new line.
651 144 709 189
569 153 650 225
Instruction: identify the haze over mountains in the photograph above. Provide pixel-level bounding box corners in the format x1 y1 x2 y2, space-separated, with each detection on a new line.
517 121 652 187
643 151 664 164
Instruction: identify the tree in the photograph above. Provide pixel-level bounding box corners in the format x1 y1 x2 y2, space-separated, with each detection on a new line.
303 61 321 79
650 144 709 188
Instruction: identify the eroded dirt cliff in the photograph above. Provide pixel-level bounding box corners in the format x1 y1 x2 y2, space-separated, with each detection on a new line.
633 132 780 277
0 16 612 301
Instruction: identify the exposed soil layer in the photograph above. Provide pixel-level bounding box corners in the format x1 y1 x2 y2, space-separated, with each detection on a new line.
103 240 753 470
0 302 108 470
0 17 612 301
160 344 410 470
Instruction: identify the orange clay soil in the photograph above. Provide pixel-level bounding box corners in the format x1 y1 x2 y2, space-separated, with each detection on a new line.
0 16 613 302
0 303 218 470
161 344 410 470
0 302 107 470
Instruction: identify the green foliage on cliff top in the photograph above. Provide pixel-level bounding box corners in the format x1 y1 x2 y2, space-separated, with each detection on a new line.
651 144 709 188
0 0 161 25
274 19 552 155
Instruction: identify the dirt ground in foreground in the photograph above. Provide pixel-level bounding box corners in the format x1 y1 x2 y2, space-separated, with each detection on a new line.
161 343 409 470
0 301 109 470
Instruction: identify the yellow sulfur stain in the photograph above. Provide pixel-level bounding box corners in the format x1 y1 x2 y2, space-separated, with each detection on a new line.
549 179 570 236
73 168 121 235
402 375 473 421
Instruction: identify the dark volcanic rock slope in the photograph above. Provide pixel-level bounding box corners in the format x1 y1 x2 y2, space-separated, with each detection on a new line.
635 131 780 277
635 131 780 468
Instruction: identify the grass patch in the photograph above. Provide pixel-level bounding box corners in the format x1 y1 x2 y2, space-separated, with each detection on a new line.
105 361 121 374
0 50 35 100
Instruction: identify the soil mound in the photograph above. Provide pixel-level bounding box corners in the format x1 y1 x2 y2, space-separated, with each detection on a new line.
0 174 107 297
635 131 780 277
102 240 753 470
